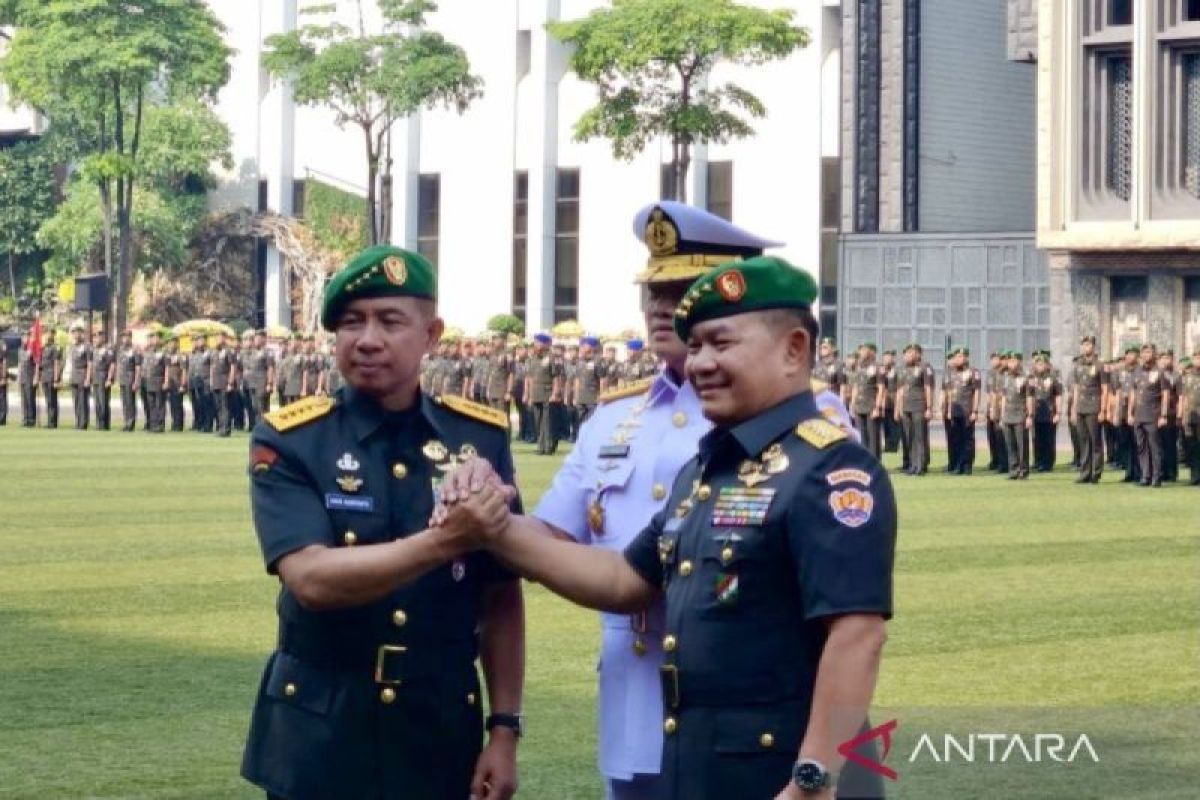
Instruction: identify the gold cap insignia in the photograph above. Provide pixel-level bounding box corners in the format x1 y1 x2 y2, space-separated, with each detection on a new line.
382 256 407 286
644 207 679 258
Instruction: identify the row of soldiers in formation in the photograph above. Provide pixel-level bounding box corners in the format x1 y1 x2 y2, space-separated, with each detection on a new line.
0 326 345 434
818 336 1200 486
420 332 660 455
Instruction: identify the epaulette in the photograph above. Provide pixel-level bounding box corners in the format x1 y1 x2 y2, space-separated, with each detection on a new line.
264 395 335 433
436 394 509 429
599 378 654 404
812 379 829 394
795 417 849 449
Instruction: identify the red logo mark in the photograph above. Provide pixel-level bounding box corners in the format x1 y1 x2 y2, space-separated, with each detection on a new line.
838 718 899 781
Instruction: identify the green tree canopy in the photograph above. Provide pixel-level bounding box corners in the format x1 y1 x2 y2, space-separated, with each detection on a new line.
548 0 807 201
1 0 232 335
263 0 481 245
0 137 58 300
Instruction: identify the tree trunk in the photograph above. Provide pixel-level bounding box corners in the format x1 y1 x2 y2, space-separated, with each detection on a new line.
364 125 379 245
379 119 393 244
673 137 690 203
115 178 132 334
7 251 16 300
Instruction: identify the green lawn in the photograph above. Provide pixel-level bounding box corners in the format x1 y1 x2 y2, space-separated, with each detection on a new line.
0 427 1196 798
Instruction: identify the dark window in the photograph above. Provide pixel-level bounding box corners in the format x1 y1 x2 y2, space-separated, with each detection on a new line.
512 171 528 323
1189 0 1200 21
1106 54 1134 201
1185 54 1200 198
705 161 733 221
554 168 580 322
1185 275 1200 299
257 179 268 213
1109 0 1132 26
821 157 841 230
1111 275 1148 302
292 179 307 218
661 163 679 201
417 173 440 270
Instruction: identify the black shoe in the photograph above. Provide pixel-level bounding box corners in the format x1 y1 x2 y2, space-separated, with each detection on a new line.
1074 476 1090 484
1152 479 1162 487
963 468 972 475
1139 480 1151 487
1008 473 1019 480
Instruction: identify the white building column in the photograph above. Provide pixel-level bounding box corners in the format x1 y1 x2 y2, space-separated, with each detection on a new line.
259 0 297 327
525 0 564 332
391 116 422 250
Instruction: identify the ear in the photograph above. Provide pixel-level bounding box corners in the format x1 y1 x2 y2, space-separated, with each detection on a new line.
783 325 811 374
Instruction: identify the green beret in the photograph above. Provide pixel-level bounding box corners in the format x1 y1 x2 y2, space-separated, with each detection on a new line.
858 342 877 352
1124 344 1140 354
820 336 836 346
1179 357 1192 367
904 342 922 353
882 349 895 356
321 245 436 331
673 256 816 340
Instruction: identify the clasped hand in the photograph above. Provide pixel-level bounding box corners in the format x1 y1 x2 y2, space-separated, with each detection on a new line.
428 458 518 554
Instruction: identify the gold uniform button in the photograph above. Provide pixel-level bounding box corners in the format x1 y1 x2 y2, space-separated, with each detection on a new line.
392 609 408 627
721 547 734 563
652 483 666 501
663 635 677 652
679 560 693 577
467 692 477 706
760 732 775 749
380 687 397 704
343 531 358 546
392 462 408 479
696 485 711 501
284 683 297 697
672 412 687 428
664 717 677 734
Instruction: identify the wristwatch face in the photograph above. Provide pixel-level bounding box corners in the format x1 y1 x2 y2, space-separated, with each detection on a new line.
794 761 826 790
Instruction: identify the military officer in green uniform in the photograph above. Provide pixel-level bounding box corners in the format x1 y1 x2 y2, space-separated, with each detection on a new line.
484 333 514 430
999 351 1033 479
984 352 1007 472
1029 351 1062 472
848 342 885 458
941 346 980 474
210 333 236 437
435 256 895 800
243 330 276 428
36 328 62 428
813 337 843 400
188 334 212 431
1071 335 1108 483
242 245 525 800
139 332 168 433
894 343 933 475
525 332 562 455
66 327 92 429
1128 343 1169 487
1111 346 1141 482
879 349 900 454
165 336 188 432
573 335 604 428
18 330 37 427
1179 353 1200 485
116 330 140 432
90 329 115 430
0 334 7 426
1159 350 1181 482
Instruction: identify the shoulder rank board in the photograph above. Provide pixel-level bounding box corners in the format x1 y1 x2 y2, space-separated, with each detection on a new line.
264 395 336 433
796 417 849 449
599 377 654 405
437 394 509 429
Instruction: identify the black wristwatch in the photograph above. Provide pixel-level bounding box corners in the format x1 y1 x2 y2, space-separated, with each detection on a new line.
792 758 833 791
485 712 524 738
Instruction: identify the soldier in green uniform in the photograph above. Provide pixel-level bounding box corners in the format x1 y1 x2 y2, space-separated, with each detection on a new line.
1128 344 1169 487
1111 346 1141 482
983 352 1006 472
165 336 188 432
0 334 7 426
511 343 533 443
941 346 980 474
90 330 115 430
1070 335 1108 483
879 349 900 454
999 351 1033 479
116 330 140 432
471 339 491 404
848 342 885 458
442 341 469 398
210 333 235 437
188 334 212 432
241 245 524 800
435 256 895 800
18 330 37 427
36 328 62 428
1029 352 1062 472
139 332 168 433
573 335 603 428
841 352 858 406
1159 350 1180 482
229 335 247 431
895 343 933 475
525 333 562 455
561 343 579 442
1179 353 1200 485
813 337 844 400
66 327 92 430
244 330 276 428
485 333 514 432
275 338 294 408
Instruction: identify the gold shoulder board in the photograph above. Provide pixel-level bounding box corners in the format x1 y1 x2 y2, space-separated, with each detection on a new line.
437 394 509 429
599 378 655 405
795 417 849 449
263 395 335 433
812 379 829 393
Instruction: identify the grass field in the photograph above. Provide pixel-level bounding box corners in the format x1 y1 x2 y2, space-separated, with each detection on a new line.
0 426 1197 798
